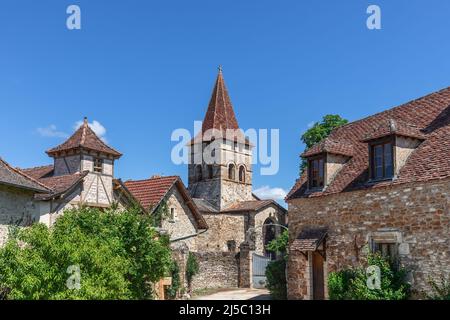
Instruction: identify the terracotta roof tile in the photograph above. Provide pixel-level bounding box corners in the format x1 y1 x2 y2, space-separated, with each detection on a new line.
301 138 354 158
287 86 450 200
46 118 121 158
124 176 179 210
20 165 87 199
21 165 54 180
124 176 208 229
361 118 427 142
291 227 328 251
190 69 248 144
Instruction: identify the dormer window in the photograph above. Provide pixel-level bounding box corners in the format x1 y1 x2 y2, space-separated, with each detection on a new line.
93 158 103 173
308 157 325 189
369 139 394 180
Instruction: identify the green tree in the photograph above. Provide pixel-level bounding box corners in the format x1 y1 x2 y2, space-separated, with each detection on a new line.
265 230 288 300
0 206 172 300
300 115 348 172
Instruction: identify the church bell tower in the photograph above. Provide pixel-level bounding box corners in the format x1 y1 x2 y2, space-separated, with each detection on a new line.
188 68 253 210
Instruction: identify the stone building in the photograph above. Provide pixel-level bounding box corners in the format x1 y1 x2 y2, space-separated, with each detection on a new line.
187 69 287 290
0 118 134 244
0 158 50 245
124 175 208 291
286 87 450 299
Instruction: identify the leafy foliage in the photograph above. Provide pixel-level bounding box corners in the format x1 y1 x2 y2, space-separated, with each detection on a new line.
266 230 288 259
328 253 410 300
265 230 288 300
165 260 182 300
300 114 348 172
0 206 172 300
150 200 170 228
427 276 450 300
266 259 287 300
186 252 199 291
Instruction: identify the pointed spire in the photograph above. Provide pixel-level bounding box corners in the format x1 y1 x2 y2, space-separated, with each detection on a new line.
201 67 240 136
83 116 88 126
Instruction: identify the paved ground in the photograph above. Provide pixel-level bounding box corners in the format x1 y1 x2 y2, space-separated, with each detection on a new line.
194 289 272 300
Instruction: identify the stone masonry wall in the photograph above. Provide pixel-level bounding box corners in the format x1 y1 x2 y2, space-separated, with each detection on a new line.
287 178 450 299
195 212 248 252
191 251 239 291
0 185 39 246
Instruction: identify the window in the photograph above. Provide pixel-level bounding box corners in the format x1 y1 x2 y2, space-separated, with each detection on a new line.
93 158 103 173
234 141 238 150
170 208 176 221
228 164 236 180
372 242 398 266
239 166 246 183
308 157 324 189
370 140 394 180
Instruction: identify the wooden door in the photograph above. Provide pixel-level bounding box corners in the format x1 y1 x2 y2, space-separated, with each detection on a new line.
312 252 325 300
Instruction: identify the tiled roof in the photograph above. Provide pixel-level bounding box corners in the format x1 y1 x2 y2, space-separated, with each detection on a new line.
36 172 88 197
125 176 179 210
361 118 427 142
287 86 450 200
0 158 50 192
301 138 354 158
222 200 287 213
21 165 54 180
46 118 122 158
291 227 328 251
20 164 87 199
124 176 208 229
190 69 247 144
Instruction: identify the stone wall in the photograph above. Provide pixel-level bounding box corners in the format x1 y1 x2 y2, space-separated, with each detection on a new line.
162 187 199 251
287 178 450 299
0 185 39 246
195 212 248 252
191 251 239 290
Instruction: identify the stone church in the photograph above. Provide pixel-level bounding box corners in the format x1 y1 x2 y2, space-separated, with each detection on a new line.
185 69 287 289
0 68 287 292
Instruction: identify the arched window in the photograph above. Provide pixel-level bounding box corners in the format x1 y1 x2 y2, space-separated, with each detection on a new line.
228 164 236 180
263 218 276 260
239 166 246 183
207 165 214 179
195 165 202 182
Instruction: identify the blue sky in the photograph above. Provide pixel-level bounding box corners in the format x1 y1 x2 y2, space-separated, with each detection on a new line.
1 0 449 202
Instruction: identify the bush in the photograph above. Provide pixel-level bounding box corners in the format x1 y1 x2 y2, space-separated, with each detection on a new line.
186 252 199 292
0 206 172 300
265 230 288 300
328 253 410 300
266 259 287 300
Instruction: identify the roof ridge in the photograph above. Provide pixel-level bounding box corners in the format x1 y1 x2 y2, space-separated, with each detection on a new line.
334 86 450 132
21 164 53 171
0 158 51 191
125 175 180 183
